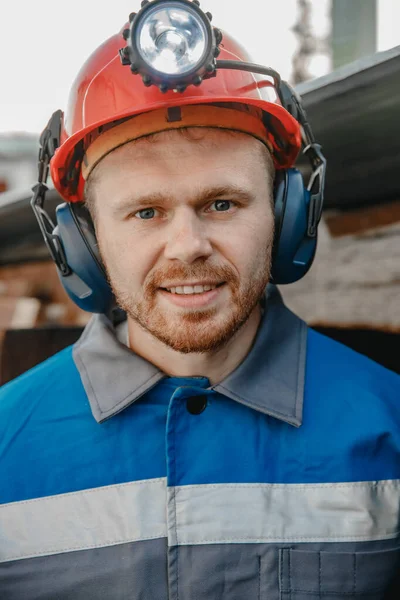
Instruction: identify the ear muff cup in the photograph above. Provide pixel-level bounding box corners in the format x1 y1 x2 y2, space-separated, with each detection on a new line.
271 168 317 285
55 202 113 313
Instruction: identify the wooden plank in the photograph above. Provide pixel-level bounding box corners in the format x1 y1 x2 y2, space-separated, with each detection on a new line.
324 200 400 237
280 219 400 332
0 297 41 329
0 261 90 327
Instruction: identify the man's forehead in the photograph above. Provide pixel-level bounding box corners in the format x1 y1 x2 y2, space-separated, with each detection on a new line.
98 128 266 172
87 128 273 214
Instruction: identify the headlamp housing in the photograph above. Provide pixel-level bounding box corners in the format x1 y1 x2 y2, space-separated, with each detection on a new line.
120 0 220 92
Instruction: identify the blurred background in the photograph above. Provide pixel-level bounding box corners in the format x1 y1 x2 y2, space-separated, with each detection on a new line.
0 0 399 382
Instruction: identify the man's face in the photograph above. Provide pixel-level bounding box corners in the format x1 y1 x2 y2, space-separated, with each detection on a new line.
91 129 275 353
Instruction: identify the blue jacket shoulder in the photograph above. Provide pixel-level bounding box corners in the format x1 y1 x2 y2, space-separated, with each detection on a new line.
307 328 400 415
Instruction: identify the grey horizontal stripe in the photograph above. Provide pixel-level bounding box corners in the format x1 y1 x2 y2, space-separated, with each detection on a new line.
169 479 400 546
0 478 167 563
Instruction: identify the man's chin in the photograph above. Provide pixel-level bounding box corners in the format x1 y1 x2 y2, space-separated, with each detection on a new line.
140 310 249 354
154 333 230 354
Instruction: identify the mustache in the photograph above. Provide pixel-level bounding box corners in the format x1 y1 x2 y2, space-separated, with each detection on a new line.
146 263 239 291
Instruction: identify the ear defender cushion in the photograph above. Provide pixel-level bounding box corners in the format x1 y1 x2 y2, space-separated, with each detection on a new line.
54 203 114 313
271 168 317 285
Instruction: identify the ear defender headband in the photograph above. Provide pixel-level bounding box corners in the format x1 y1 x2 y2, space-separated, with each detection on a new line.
31 3 326 315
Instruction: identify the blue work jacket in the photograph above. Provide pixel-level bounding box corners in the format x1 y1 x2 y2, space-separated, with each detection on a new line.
0 286 399 599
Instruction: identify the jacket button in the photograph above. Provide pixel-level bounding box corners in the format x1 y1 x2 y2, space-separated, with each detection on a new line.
186 395 207 415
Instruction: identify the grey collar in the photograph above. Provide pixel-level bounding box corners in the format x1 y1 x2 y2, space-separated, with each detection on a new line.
73 285 307 427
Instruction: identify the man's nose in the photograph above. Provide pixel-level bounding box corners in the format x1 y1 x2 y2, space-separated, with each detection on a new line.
163 209 213 264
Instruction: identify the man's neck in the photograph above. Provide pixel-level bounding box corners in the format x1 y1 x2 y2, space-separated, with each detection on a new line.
127 306 262 385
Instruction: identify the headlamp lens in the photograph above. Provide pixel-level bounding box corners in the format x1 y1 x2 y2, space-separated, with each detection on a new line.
137 2 208 75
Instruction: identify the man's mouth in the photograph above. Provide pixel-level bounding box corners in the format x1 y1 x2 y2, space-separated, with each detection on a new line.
158 282 227 309
162 283 225 295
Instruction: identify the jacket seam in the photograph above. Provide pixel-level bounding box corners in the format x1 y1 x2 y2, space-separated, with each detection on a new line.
2 532 167 562
0 478 166 508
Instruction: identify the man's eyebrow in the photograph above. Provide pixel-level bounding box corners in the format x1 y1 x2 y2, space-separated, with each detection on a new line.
114 184 253 214
111 193 166 216
192 185 254 205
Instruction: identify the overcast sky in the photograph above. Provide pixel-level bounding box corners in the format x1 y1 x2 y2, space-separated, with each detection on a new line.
0 0 397 134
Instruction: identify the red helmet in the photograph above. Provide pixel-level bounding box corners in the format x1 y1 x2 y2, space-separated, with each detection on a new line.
50 24 301 203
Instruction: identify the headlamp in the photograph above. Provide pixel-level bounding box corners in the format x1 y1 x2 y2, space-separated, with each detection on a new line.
120 0 219 92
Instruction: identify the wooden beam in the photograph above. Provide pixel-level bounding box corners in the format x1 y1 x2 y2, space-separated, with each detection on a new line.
324 200 400 237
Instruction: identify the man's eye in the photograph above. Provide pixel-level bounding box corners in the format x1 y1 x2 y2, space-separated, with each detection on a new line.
134 208 158 220
209 200 234 212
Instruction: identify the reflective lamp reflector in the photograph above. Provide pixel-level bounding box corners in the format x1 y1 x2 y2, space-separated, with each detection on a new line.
136 2 208 75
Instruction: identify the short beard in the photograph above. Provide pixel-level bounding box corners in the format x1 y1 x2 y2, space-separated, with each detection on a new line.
104 252 272 354
99 225 272 354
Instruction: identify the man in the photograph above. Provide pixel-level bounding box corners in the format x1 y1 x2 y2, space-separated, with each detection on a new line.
0 2 399 598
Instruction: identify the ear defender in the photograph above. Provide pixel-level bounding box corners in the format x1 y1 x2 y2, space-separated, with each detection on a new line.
54 203 114 314
271 168 317 285
269 78 325 285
